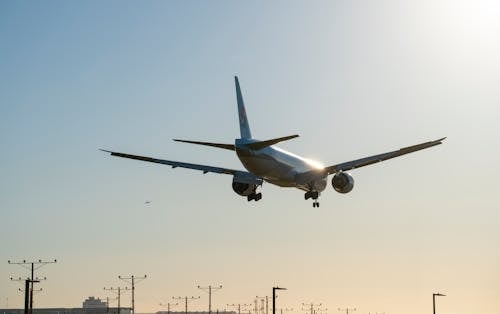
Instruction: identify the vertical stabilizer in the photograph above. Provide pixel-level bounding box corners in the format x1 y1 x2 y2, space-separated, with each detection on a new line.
235 76 252 139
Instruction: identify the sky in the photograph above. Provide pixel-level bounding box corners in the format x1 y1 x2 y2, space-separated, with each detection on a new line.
1 1 499 314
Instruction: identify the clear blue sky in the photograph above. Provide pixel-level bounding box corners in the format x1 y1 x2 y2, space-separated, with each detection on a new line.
1 1 499 314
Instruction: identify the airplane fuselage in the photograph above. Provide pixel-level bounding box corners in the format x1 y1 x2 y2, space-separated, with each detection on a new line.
235 138 328 192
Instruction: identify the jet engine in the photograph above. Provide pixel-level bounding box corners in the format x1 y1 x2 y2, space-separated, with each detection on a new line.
331 172 354 193
232 174 262 197
232 181 257 196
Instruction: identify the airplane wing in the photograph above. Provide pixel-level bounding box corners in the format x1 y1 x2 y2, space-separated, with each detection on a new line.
100 149 256 177
324 137 446 174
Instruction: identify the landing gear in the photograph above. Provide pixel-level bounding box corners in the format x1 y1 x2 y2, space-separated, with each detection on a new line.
247 192 262 202
305 191 320 207
304 191 319 200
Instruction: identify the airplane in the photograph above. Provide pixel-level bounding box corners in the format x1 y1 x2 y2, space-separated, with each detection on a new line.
101 76 445 207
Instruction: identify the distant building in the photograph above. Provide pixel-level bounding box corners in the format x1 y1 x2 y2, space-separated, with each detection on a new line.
83 297 107 309
156 311 237 314
0 308 131 314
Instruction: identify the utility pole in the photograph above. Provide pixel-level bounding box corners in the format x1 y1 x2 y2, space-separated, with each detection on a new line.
227 303 251 314
8 259 57 314
302 303 322 314
198 285 223 314
119 275 147 314
160 302 178 314
337 308 355 314
104 286 129 314
172 296 200 314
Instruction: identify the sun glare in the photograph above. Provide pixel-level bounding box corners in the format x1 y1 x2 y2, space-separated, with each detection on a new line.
303 158 325 170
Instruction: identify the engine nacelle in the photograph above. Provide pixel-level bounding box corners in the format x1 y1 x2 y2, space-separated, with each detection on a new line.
232 181 257 196
331 172 354 194
232 174 262 196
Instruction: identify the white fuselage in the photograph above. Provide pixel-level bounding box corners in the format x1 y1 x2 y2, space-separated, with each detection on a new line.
235 139 327 192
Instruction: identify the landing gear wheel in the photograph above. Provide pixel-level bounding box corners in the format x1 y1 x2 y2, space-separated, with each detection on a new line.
305 191 317 200
247 192 262 202
312 201 320 208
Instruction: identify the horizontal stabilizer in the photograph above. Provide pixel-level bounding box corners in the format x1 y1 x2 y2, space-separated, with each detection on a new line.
244 134 299 150
173 139 235 151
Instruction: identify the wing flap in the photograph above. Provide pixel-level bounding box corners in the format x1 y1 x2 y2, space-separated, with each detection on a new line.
325 137 446 174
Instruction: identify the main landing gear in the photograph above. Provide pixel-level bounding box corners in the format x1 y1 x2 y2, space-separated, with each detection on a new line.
304 191 320 207
247 192 262 202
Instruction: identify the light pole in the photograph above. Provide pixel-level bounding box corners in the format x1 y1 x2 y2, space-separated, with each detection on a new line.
8 259 56 314
119 275 147 314
302 303 322 314
272 287 286 314
255 296 268 314
227 303 251 314
433 293 446 314
337 308 355 314
198 285 222 314
173 296 200 314
159 302 178 314
104 286 129 314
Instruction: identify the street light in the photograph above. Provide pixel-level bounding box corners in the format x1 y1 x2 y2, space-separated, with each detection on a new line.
433 293 446 314
272 287 286 314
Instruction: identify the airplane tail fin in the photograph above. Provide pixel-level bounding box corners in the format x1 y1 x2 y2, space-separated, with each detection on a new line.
235 76 252 139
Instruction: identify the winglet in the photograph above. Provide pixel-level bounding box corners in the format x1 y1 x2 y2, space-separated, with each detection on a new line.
235 76 252 139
